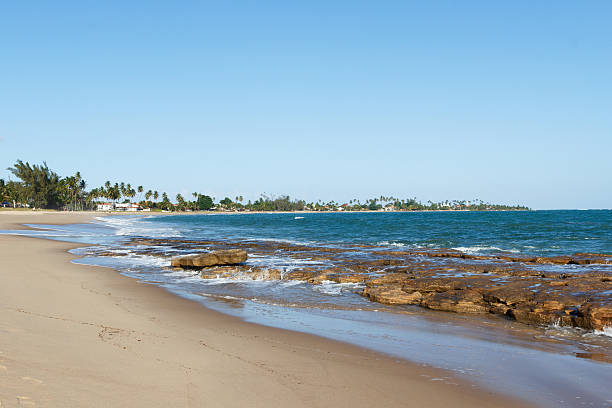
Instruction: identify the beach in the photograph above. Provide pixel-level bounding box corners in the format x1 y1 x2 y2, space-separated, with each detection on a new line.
0 211 530 407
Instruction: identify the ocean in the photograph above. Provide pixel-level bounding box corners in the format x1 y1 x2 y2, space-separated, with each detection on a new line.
6 210 612 407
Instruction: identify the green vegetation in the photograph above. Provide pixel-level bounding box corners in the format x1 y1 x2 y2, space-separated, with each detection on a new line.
197 194 214 210
1 160 530 212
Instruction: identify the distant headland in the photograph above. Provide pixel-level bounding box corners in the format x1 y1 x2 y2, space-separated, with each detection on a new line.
1 160 529 212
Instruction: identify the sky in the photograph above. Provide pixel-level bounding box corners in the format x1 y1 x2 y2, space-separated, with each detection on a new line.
0 1 610 209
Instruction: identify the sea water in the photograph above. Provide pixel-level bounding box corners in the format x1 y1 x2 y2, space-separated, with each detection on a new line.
4 210 612 407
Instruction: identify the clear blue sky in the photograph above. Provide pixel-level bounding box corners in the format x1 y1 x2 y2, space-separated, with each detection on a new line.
1 1 610 209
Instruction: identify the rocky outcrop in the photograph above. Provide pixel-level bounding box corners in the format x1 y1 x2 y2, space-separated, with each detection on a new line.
363 287 423 305
171 249 247 268
122 237 612 332
574 303 612 330
199 266 281 280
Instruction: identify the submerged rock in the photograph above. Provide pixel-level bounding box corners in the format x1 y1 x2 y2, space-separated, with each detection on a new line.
171 249 247 268
129 236 612 332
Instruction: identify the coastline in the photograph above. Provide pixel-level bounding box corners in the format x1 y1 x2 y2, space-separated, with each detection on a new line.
91 208 531 215
0 211 531 407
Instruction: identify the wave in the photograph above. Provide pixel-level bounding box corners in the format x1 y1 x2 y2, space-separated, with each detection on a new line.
95 216 182 238
377 241 407 247
122 253 171 268
376 241 442 249
243 237 317 246
313 281 365 295
593 326 612 338
452 245 521 254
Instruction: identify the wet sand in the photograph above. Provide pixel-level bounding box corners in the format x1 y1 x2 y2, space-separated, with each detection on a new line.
0 211 531 407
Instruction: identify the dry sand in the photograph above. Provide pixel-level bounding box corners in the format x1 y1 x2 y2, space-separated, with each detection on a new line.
0 211 532 407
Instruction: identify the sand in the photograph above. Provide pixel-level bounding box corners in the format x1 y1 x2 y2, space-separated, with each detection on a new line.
0 211 531 407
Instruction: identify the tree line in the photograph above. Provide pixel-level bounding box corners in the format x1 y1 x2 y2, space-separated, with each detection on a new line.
1 160 529 212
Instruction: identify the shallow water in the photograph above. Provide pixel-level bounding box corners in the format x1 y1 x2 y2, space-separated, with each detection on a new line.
2 210 612 407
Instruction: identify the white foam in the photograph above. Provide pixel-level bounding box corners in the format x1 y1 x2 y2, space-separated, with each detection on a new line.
95 216 181 238
377 241 441 249
244 237 316 246
313 280 364 295
378 241 406 247
452 245 520 254
164 269 199 278
199 276 274 285
593 326 612 338
279 280 305 287
123 253 171 268
246 254 327 270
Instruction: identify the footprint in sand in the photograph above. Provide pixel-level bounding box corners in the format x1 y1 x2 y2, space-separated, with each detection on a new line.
16 396 35 406
21 377 43 384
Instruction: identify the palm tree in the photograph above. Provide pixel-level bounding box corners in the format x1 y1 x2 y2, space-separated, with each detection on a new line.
192 192 198 210
86 188 99 209
161 192 170 210
153 191 159 202
176 194 185 210
108 183 121 203
126 184 136 202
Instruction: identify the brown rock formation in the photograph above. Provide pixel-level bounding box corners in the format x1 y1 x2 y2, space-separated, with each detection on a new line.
119 237 612 332
171 249 247 268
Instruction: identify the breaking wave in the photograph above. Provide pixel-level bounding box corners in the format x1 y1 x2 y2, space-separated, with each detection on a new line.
95 216 182 238
452 245 521 254
593 326 612 338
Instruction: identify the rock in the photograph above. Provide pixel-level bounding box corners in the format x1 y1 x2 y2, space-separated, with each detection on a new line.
330 274 368 284
323 268 369 284
489 303 511 315
536 256 572 265
126 236 612 332
200 266 241 279
307 272 329 284
482 283 535 306
506 305 564 326
366 273 412 287
402 278 462 293
198 266 282 281
575 303 612 330
171 249 247 268
264 268 283 280
421 289 488 314
285 269 321 281
362 287 423 305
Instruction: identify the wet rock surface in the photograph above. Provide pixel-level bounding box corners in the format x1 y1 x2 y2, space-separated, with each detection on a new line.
91 237 612 332
170 249 247 268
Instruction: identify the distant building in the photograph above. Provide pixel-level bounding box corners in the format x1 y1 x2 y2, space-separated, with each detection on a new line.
97 202 142 211
96 202 114 211
115 203 141 212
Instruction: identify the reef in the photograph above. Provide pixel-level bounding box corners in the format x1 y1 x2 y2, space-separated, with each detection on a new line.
91 238 612 332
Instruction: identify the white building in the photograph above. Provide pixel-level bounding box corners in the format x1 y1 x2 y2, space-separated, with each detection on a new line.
115 203 141 211
96 202 114 211
97 202 142 211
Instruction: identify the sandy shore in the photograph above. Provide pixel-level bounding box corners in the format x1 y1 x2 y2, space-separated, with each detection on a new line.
0 211 531 407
